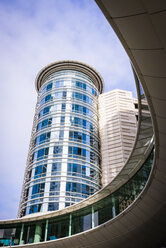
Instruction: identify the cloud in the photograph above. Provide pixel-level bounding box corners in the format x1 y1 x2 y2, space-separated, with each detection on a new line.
0 0 136 219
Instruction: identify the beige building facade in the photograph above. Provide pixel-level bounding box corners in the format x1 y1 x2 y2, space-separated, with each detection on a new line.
98 89 138 186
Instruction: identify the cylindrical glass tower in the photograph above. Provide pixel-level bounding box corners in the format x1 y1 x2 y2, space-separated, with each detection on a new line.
18 61 103 217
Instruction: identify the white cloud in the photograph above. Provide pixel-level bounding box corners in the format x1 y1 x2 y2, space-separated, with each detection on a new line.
0 0 136 219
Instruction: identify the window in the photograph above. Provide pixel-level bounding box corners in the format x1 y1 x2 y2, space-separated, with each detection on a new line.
61 116 65 125
68 146 88 159
52 163 61 174
45 94 52 102
70 116 93 130
72 104 92 116
35 132 50 145
59 130 64 140
66 182 81 193
48 203 59 211
34 164 47 179
71 208 92 235
134 103 138 109
62 91 67 98
37 118 52 131
83 83 86 90
41 82 53 94
66 182 92 196
55 81 64 87
50 182 60 192
32 147 49 161
53 146 63 156
38 147 49 159
47 215 69 240
67 163 81 176
29 204 42 214
72 92 92 104
61 103 66 112
75 81 82 88
39 106 51 118
40 94 53 105
82 184 89 195
69 131 86 142
46 83 52 91
32 183 45 197
92 88 97 96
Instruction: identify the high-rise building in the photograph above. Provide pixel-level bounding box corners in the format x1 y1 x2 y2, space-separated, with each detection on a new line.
18 61 103 217
98 90 137 186
99 89 149 187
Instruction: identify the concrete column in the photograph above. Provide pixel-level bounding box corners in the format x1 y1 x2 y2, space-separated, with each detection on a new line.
112 196 116 217
19 223 24 245
132 182 137 200
69 214 72 236
44 219 48 241
34 224 42 243
92 206 95 228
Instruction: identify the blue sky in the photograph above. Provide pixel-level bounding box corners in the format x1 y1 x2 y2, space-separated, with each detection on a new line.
0 0 136 220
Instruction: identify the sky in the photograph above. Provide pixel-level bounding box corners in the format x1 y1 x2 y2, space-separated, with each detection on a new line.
0 0 136 220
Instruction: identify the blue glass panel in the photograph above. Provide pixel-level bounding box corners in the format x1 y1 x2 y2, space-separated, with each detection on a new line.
59 130 64 140
50 182 60 192
55 81 64 87
48 203 59 211
46 83 52 91
62 91 67 98
52 163 61 173
61 103 66 112
53 146 63 156
61 116 65 125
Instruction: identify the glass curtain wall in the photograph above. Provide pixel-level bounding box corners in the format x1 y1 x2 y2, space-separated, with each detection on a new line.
20 68 101 216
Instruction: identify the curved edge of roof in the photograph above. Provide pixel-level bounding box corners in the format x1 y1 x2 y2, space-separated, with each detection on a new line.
35 60 104 94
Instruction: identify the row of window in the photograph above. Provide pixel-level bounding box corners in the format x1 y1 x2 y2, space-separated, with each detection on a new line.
34 132 51 145
37 118 52 131
68 146 99 164
67 163 99 179
29 181 95 200
34 129 99 148
66 182 95 195
71 104 92 116
27 162 100 183
69 131 99 147
40 91 94 106
32 147 49 161
26 179 97 203
25 197 82 215
38 104 95 118
36 116 97 132
70 116 96 131
41 80 98 96
38 104 66 118
32 146 99 163
46 70 94 85
34 130 64 146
